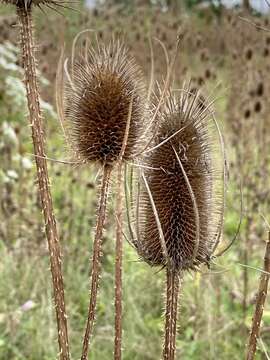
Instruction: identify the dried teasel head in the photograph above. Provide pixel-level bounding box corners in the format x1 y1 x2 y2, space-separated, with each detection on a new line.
64 40 146 167
131 86 225 272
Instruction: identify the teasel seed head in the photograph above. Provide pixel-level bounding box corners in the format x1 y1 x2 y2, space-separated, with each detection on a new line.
65 40 146 167
133 86 224 272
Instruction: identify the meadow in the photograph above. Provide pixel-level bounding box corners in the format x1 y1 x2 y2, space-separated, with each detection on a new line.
0 1 269 359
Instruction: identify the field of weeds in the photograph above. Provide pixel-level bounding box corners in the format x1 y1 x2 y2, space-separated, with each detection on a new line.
0 1 270 359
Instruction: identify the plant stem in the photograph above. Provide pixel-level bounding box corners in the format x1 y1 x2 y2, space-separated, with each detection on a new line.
246 231 270 360
114 162 123 360
243 218 251 320
17 6 69 360
81 165 112 360
163 268 180 360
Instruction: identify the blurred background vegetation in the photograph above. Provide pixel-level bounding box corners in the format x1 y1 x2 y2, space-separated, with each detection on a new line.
0 0 270 359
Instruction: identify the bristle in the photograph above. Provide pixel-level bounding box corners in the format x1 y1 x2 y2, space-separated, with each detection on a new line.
65 41 146 167
133 87 223 272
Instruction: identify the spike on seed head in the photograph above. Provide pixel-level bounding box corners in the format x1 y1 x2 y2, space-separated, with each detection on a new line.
133 87 223 272
65 40 146 167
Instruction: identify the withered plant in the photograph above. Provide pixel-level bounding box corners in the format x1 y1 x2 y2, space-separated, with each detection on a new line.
0 0 70 359
246 230 270 360
128 85 225 359
64 39 146 360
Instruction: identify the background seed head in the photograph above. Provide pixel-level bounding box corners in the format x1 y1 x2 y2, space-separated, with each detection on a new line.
134 89 223 272
65 40 146 167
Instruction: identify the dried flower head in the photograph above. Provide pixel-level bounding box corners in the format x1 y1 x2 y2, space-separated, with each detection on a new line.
65 41 146 167
133 87 224 272
245 48 253 61
254 101 262 113
256 82 264 97
244 109 251 119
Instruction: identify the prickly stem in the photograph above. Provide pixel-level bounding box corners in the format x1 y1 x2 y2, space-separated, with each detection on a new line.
114 162 123 360
163 269 180 360
16 5 70 360
81 166 112 360
246 232 270 360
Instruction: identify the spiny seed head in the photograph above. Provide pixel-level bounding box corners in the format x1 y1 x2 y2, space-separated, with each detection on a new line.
133 87 223 272
65 40 146 167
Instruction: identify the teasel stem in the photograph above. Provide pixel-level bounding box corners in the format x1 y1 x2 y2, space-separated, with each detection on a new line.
163 268 181 360
246 231 270 360
81 165 112 360
114 162 123 360
16 6 69 360
114 95 133 360
243 216 251 321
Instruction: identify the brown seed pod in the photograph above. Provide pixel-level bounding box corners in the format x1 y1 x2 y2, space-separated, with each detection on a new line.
245 48 253 61
256 82 264 97
133 87 224 272
65 41 146 167
244 109 251 119
254 101 262 113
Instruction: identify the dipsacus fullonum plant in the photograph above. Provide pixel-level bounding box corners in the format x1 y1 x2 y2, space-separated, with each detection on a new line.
64 39 146 360
129 86 226 360
0 0 70 359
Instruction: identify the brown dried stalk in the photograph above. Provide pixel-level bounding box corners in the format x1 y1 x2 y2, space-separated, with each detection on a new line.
114 162 123 360
114 95 133 360
246 231 270 360
12 4 69 360
163 269 181 360
81 165 112 360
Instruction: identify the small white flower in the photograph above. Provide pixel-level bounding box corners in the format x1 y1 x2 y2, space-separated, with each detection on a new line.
6 169 19 180
21 300 36 312
2 122 18 146
21 156 33 170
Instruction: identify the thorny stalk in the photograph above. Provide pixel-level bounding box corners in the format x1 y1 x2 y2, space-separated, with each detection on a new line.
243 216 251 321
163 269 181 360
17 6 69 360
81 165 112 360
114 162 123 360
114 96 133 360
246 231 270 360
